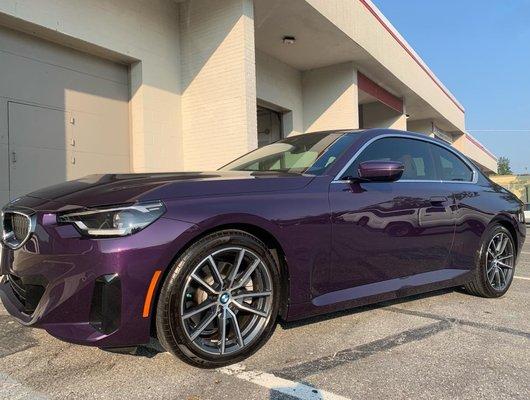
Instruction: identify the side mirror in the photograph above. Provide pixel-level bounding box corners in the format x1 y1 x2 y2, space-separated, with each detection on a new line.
357 160 404 182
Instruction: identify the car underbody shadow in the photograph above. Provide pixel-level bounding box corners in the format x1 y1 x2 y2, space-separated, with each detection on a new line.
101 337 165 358
102 287 461 359
279 287 457 330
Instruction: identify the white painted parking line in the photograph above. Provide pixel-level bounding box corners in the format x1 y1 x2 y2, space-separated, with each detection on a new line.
219 364 350 400
514 276 530 281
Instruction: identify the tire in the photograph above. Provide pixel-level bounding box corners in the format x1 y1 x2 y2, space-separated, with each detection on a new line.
464 224 516 298
155 230 281 368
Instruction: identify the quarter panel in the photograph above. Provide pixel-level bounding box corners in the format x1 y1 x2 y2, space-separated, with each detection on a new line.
451 178 525 269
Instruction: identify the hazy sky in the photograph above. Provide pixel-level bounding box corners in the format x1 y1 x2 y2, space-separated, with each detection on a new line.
372 0 530 173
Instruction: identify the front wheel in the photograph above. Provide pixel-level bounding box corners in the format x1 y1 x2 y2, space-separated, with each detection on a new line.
156 230 280 367
464 224 516 298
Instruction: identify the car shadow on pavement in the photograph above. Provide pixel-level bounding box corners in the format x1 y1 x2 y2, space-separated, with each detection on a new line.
279 287 456 330
101 338 165 359
103 288 458 360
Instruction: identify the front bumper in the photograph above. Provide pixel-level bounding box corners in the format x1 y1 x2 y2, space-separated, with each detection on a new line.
0 205 197 348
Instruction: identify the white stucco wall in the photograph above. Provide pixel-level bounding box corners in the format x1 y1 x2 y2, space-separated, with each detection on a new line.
255 50 304 136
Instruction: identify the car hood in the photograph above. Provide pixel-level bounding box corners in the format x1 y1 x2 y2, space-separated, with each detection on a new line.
15 171 313 210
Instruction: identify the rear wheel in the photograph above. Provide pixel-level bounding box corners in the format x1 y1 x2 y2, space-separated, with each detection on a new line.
465 224 516 298
156 230 280 367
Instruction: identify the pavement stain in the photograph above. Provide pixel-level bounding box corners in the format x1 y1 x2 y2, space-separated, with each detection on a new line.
0 315 38 358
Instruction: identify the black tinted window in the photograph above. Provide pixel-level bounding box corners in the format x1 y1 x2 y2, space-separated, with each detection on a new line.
431 145 473 181
343 137 436 181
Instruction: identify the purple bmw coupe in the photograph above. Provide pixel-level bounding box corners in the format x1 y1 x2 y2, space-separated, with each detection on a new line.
0 129 526 367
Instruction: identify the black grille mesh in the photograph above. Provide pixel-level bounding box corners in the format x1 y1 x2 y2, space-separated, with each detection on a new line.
10 214 30 241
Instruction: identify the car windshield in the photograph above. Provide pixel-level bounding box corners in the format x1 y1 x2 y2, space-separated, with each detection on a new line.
220 132 348 173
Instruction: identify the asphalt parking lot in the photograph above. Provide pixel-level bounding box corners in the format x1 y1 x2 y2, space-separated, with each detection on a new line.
1 240 529 400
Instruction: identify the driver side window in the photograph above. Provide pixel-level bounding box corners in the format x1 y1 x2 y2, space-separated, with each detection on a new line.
343 137 436 181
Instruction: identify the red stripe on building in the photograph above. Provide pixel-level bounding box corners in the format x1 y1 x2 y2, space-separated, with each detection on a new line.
358 0 465 113
358 72 403 114
465 134 498 161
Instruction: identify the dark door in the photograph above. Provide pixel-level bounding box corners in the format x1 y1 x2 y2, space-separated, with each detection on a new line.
327 137 456 297
257 106 282 147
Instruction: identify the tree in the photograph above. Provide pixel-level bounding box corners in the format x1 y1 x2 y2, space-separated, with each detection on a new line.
497 156 513 175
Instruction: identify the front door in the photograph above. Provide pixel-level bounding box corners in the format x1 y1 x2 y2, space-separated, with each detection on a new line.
328 136 456 296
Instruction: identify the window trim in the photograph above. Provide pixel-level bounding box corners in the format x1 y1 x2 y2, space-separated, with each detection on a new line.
332 134 478 184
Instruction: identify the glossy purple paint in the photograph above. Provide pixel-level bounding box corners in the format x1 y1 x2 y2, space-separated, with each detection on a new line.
0 129 526 348
358 160 404 181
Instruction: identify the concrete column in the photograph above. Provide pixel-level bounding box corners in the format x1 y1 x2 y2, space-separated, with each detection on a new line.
361 102 406 130
130 58 183 172
179 0 257 170
407 119 434 136
302 62 359 133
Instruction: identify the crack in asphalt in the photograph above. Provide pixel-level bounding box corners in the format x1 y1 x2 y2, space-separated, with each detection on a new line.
273 320 453 381
385 307 530 340
273 303 530 382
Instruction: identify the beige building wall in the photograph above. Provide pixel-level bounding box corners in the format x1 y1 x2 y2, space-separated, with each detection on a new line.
0 26 130 202
407 119 434 136
179 0 257 170
362 102 406 130
490 175 530 202
453 133 498 172
0 0 183 172
302 63 359 132
255 50 304 137
0 0 496 175
306 0 465 132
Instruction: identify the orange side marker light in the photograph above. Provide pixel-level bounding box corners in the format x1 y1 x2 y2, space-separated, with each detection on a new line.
142 270 162 318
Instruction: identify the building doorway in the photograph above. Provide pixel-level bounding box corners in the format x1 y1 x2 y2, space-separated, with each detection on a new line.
257 106 283 147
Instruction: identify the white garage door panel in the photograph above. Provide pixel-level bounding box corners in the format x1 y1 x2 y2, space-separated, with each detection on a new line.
0 25 130 201
8 102 70 149
0 144 8 207
8 103 70 198
72 110 129 157
0 52 129 115
8 146 70 199
0 26 127 85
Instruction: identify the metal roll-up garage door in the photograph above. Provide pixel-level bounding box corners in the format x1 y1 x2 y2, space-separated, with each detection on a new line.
0 26 130 206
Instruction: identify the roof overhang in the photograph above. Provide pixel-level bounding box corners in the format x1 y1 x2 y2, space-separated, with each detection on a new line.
453 132 498 173
253 0 466 133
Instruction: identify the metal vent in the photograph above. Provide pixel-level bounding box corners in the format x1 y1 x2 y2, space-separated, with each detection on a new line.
7 274 46 315
1 211 35 250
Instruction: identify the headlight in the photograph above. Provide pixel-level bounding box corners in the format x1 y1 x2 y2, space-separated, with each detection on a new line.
57 201 165 237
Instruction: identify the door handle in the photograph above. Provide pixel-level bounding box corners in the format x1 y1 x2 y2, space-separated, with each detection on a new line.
11 151 16 164
429 196 448 205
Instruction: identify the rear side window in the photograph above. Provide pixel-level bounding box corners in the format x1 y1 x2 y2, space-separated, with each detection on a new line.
342 137 436 181
430 145 473 182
